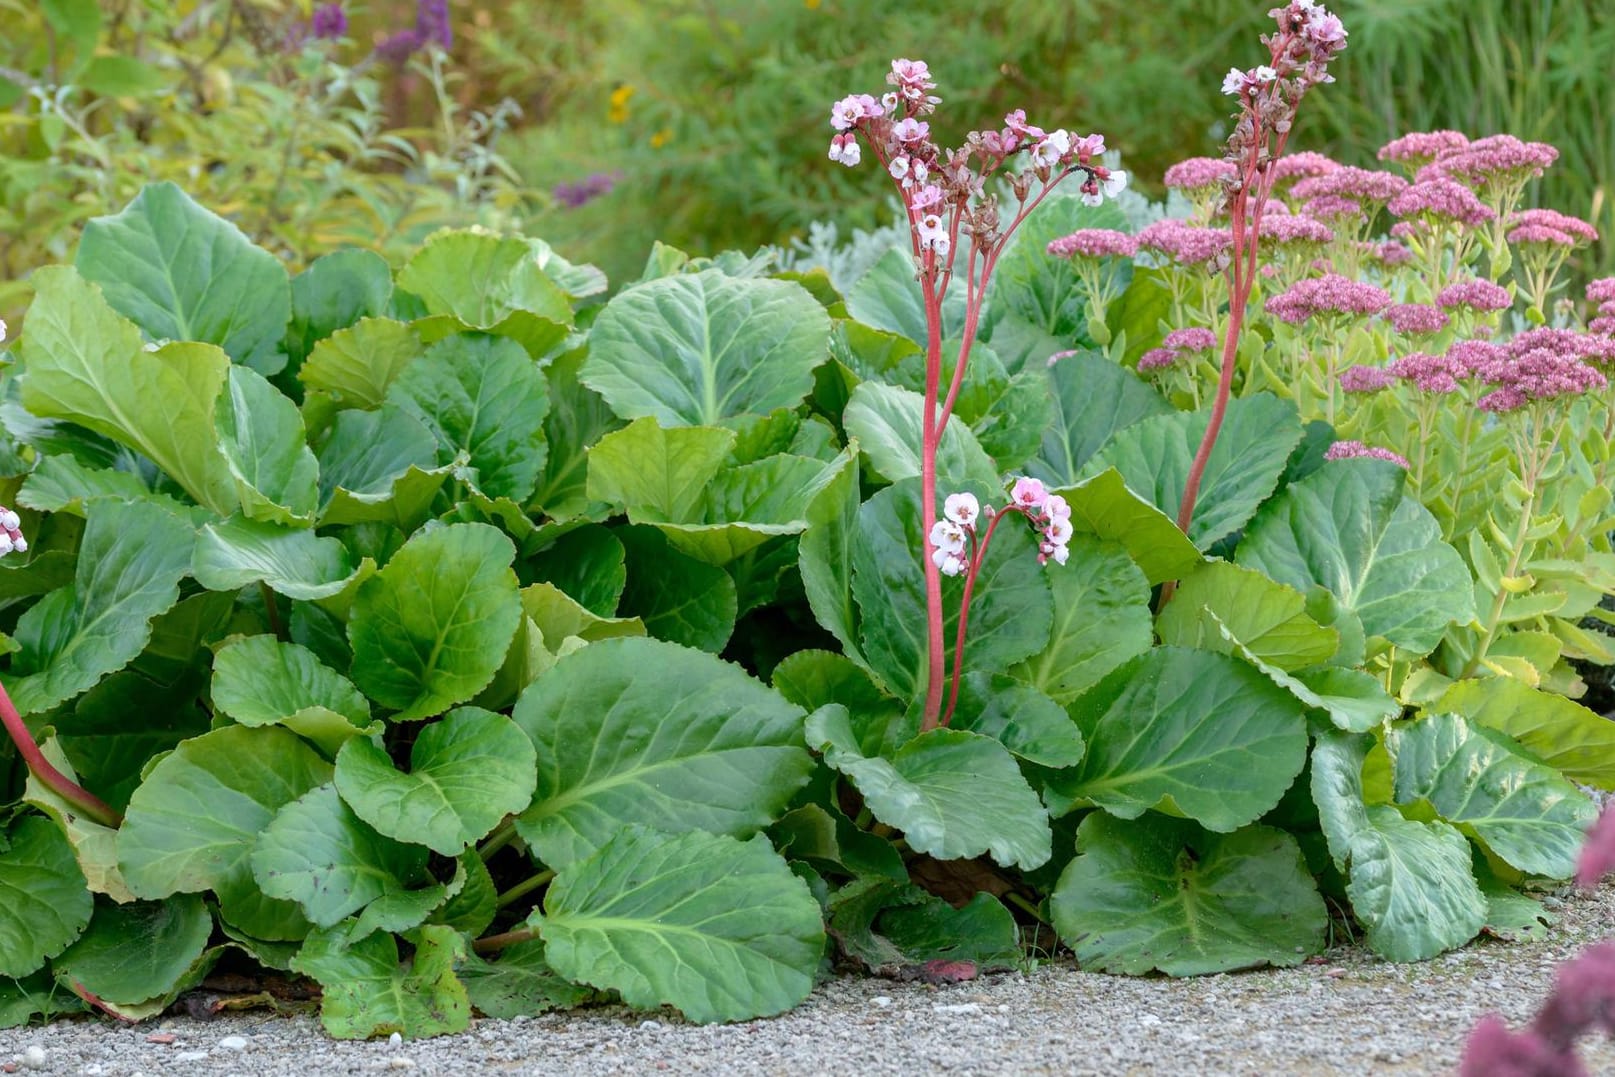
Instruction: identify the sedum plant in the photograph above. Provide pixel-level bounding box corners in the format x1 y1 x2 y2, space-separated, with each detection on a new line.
0 0 1607 1042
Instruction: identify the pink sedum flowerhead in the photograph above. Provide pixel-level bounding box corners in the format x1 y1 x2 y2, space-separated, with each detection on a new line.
1389 350 1468 394
1509 208 1598 244
1268 151 1341 185
1587 278 1615 304
1437 278 1513 312
1339 364 1395 393
1136 219 1232 266
1137 347 1181 372
1047 229 1137 259
1260 214 1335 245
1379 130 1470 166
1578 807 1615 890
1324 440 1410 468
1164 157 1237 192
1264 273 1392 324
1384 303 1450 336
1291 166 1408 205
1164 327 1217 353
1388 178 1495 227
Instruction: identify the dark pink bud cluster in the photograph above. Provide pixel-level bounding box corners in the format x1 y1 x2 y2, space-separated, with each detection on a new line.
1264 273 1392 324
1378 130 1469 167
1324 440 1409 468
1389 350 1470 394
1259 213 1334 245
1437 278 1513 313
1135 219 1233 266
1460 940 1615 1077
1423 134 1559 190
1387 178 1495 227
1508 327 1615 370
1300 195 1365 223
1291 165 1409 205
1369 240 1414 266
1339 364 1395 393
1446 339 1507 372
1046 229 1137 259
1588 278 1615 304
1383 303 1450 336
1138 328 1218 373
1474 346 1607 413
1580 806 1615 890
1506 208 1599 248
1163 157 1237 193
1267 150 1340 186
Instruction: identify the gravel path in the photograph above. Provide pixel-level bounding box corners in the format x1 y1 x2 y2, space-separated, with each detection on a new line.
2 882 1611 1076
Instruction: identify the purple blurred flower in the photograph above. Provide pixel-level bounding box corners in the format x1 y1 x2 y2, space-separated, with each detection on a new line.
311 3 348 39
553 171 623 209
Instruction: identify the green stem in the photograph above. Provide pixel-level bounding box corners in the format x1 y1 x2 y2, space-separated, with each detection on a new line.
478 818 518 862
496 869 554 909
259 581 285 641
1003 891 1047 925
472 927 538 955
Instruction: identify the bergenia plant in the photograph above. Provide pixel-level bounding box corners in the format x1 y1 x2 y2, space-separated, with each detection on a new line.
828 60 1125 729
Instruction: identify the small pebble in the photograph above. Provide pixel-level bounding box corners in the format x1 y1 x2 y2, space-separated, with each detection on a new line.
145 1033 177 1045
639 1020 663 1031
218 1035 249 1051
20 1047 45 1070
175 1052 209 1063
388 1032 404 1049
1139 1014 1161 1027
387 1058 415 1070
1327 967 1348 979
869 996 893 1008
932 1003 981 1015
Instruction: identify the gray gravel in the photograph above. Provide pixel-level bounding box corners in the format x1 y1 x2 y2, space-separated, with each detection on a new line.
2 882 1611 1076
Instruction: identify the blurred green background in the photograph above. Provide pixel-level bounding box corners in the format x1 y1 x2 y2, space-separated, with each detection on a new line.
2 0 1611 316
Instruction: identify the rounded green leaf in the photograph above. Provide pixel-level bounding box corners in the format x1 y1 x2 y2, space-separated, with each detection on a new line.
0 816 92 977
459 939 593 1019
1048 647 1309 832
1157 561 1339 671
216 365 319 524
1432 678 1615 788
1388 712 1598 878
75 183 291 375
616 526 737 651
397 230 572 330
193 515 360 601
348 522 521 721
513 637 813 870
1011 532 1153 705
805 704 1052 870
1237 459 1475 657
387 333 550 504
537 826 824 1023
844 247 968 344
117 725 333 899
842 382 1001 490
336 707 536 856
1053 469 1203 585
582 269 830 425
1050 812 1327 975
315 405 450 529
1345 805 1487 961
211 635 373 750
52 895 212 1007
292 923 470 1040
1081 393 1303 550
944 672 1084 768
1029 351 1172 486
7 498 195 715
251 784 431 928
300 318 424 410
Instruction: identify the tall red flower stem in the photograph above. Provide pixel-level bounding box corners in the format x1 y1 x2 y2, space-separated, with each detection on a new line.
0 681 120 827
941 506 1025 727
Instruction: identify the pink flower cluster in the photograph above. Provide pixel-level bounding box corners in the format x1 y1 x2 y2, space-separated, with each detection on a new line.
1046 229 1137 259
1010 477 1074 567
1368 240 1414 266
1422 134 1559 190
1382 303 1449 336
1291 165 1409 205
1437 278 1513 312
1588 278 1615 335
1506 208 1600 248
1139 328 1218 372
1163 157 1237 193
1300 195 1364 223
0 508 23 557
1267 151 1340 186
1474 347 1607 413
1387 178 1495 227
1324 440 1409 468
1339 364 1395 393
1460 938 1615 1077
1378 130 1469 167
1259 213 1334 245
1389 350 1471 394
1264 273 1392 324
1135 219 1232 266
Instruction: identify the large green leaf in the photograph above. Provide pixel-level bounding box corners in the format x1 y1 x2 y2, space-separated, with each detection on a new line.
806 704 1052 870
1308 730 1487 961
117 725 333 902
772 650 908 760
844 247 968 344
251 785 432 928
51 895 213 1008
797 445 863 663
1388 713 1597 878
210 635 374 752
18 267 238 515
299 318 424 410
1081 393 1303 550
292 924 470 1039
336 708 536 856
1010 532 1153 705
216 366 319 524
6 498 194 715
347 522 521 720
396 230 571 338
285 250 394 367
1029 352 1172 487
1431 679 1615 788
458 939 593 1019
193 515 360 600
589 418 857 565
387 333 550 503
75 183 291 374
842 382 1000 490
17 455 154 516
1049 812 1326 975
0 816 92 978
852 479 1052 700
1237 460 1475 656
536 826 823 1024
315 404 450 529
582 269 829 425
992 193 1129 337
531 347 623 519
615 526 737 651
942 672 1085 768
1053 469 1202 585
513 637 812 870
1157 561 1339 670
1047 647 1309 832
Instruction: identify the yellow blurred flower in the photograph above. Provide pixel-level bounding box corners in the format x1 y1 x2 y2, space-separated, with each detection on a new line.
650 128 673 149
608 84 636 124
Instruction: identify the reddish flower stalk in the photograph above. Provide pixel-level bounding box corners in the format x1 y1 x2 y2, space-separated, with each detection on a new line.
0 681 120 827
1174 1 1348 548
